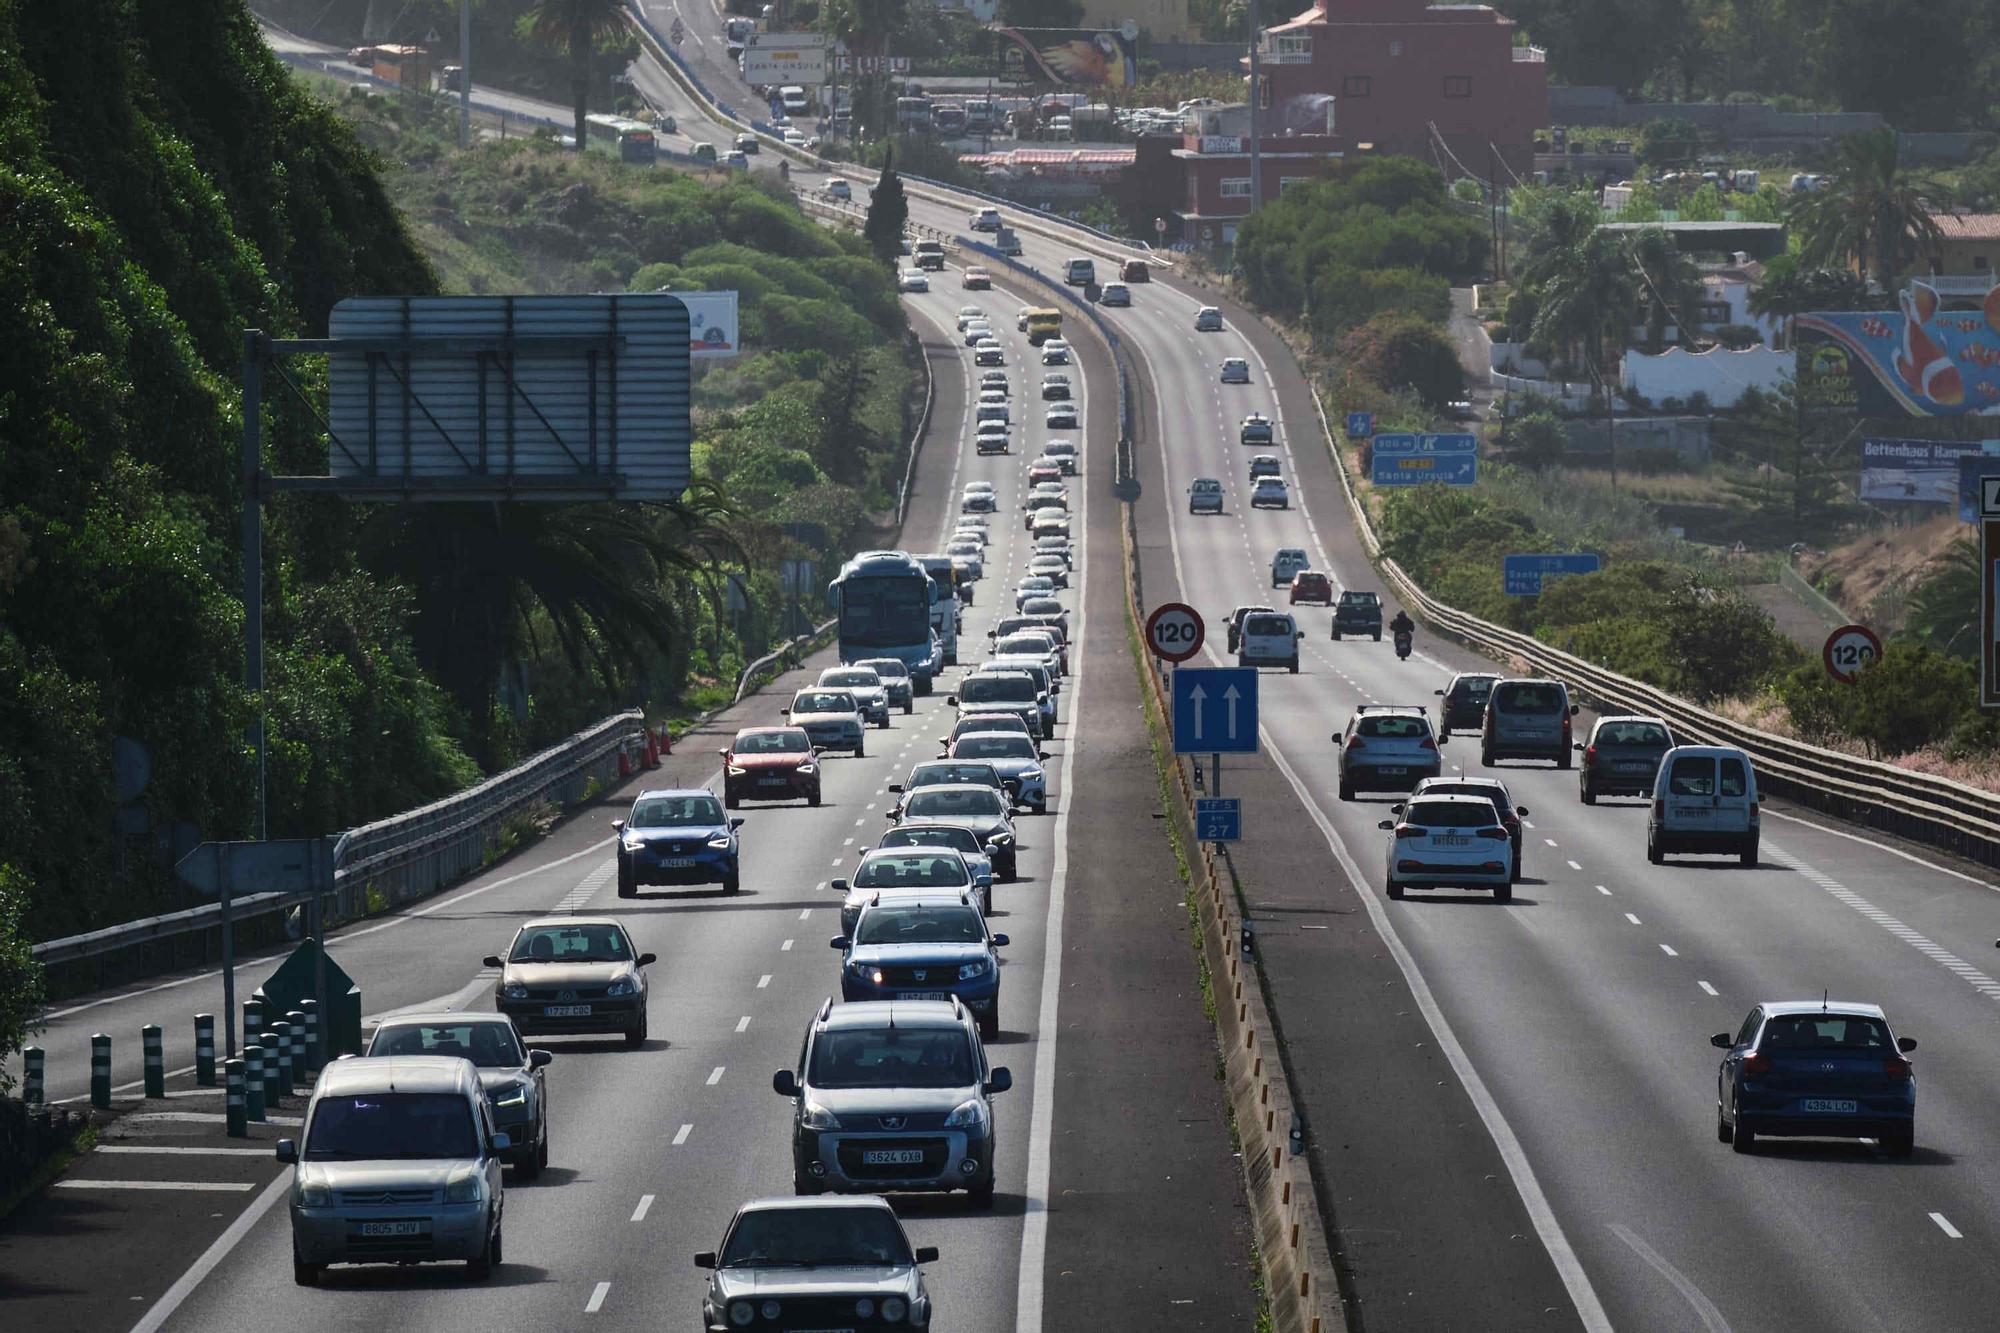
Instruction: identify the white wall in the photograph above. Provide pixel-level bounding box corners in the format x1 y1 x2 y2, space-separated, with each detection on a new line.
1621 344 1791 408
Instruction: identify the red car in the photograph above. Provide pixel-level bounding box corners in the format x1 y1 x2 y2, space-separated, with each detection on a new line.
1289 571 1333 606
1027 463 1061 487
720 726 821 808
962 267 993 290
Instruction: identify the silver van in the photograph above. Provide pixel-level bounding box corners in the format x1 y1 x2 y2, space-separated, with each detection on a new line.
279 1055 509 1285
1480 678 1578 767
1648 745 1760 866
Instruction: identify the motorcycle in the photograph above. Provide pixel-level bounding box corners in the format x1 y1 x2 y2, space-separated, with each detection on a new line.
1393 630 1413 661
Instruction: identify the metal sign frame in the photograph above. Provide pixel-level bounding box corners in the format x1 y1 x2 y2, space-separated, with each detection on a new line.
1984 520 2000 709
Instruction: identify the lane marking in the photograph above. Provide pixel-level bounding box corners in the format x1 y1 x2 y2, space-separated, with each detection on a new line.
673 1123 693 1145
1931 1212 1963 1239
781 939 794 951
1545 837 1559 847
95 1146 270 1157
632 1194 655 1222
1771 847 2000 1002
1624 913 1642 926
799 907 813 920
54 1179 256 1192
1762 807 2000 892
586 1280 612 1313
706 1066 725 1086
127 1172 291 1333
1595 885 1612 896
757 974 772 989
735 1015 752 1033
1566 859 1582 871
1699 981 1720 996
1607 1223 1734 1333
1660 944 1678 957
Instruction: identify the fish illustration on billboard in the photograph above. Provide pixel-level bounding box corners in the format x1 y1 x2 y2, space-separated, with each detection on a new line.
1894 283 1964 407
1796 282 2000 417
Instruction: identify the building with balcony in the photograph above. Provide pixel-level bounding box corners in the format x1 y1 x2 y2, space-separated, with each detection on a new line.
1166 103 1347 245
1907 214 2000 304
1258 0 1548 180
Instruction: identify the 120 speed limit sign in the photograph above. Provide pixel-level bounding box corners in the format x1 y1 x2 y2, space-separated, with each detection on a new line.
1823 623 1882 685
1145 602 1205 663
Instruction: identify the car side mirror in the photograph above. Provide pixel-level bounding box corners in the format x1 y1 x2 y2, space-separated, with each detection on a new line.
946 695 958 706
1516 806 1530 817
1377 819 1394 830
275 1139 297 1164
717 748 729 758
1390 803 1405 814
889 782 904 793
773 1069 799 1097
992 933 1009 947
831 878 849 892
730 817 745 829
695 1251 718 1270
915 1246 939 1264
1433 688 1444 696
1437 736 1449 745
1710 1032 1733 1049
483 954 504 969
1573 742 1585 751
830 936 851 949
611 818 626 833
780 707 790 714
529 1049 553 1069
985 1067 1013 1094
489 1132 513 1153
637 952 657 967
1570 704 1581 715
1296 630 1304 639
1898 1037 1918 1053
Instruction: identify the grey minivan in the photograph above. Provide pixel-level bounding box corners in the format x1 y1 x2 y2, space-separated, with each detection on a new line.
1648 745 1761 866
279 1055 509 1285
1481 678 1579 767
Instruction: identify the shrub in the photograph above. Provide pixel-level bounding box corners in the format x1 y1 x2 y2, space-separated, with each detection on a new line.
1506 410 1569 469
1336 311 1466 405
0 865 43 1095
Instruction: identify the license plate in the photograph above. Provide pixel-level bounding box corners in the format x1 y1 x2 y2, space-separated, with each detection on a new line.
658 856 696 867
1673 806 1709 819
543 1004 591 1017
758 777 789 786
862 1149 926 1165
1799 1099 1858 1113
1375 766 1407 776
1432 836 1470 847
900 991 949 1001
359 1221 423 1237
1617 762 1651 773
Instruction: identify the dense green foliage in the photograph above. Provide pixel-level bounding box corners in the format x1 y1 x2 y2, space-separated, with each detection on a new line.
1334 313 1464 407
865 155 909 263
1505 0 2000 130
0 866 41 1094
1777 641 1984 758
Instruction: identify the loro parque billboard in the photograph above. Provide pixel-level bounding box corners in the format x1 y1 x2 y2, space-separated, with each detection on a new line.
1796 283 2000 418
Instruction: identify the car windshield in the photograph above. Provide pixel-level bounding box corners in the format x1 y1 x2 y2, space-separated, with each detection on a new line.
1357 715 1428 740
904 788 1005 820
858 659 909 679
1600 721 1670 746
1341 592 1379 606
823 671 880 689
734 732 810 756
1023 599 1063 616
855 904 988 946
631 795 725 826
369 1022 522 1069
720 1206 915 1268
911 763 998 787
1194 479 1221 492
997 636 1051 655
305 1092 477 1160
1496 683 1564 713
794 692 855 713
1450 677 1496 700
882 825 981 855
955 734 1036 760
854 853 970 888
962 676 1036 703
1759 1015 1894 1051
1405 801 1493 828
1244 616 1292 636
1668 758 1716 796
956 717 1026 739
509 923 632 964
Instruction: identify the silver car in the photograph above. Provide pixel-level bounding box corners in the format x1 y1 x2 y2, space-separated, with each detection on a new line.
785 688 868 756
364 1014 553 1179
878 822 996 904
820 666 892 728
854 657 916 713
279 1055 508 1285
837 847 978 935
948 730 1049 812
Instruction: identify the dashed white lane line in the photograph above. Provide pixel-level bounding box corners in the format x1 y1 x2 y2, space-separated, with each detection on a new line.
799 907 813 920
586 1280 611 1313
1660 944 1679 957
1595 885 1612 896
1774 848 2000 1002
843 837 855 847
1931 1212 1963 1239
1624 913 1642 926
1566 859 1582 871
735 1015 752 1033
1699 981 1720 997
631 1194 654 1222
781 939 794 951
830 857 843 867
757 974 772 989
673 1123 693 1145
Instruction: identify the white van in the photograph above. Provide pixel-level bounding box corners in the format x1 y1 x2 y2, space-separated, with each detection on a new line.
1064 257 1096 286
1270 547 1309 587
1647 745 1760 867
1237 610 1303 674
779 85 810 117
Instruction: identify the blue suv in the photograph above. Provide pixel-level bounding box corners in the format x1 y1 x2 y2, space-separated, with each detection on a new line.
615 789 743 896
833 894 1007 1039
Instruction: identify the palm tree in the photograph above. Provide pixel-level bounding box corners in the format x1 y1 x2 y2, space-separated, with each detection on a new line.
524 0 631 154
1746 254 1869 349
1904 539 1980 661
1529 229 1638 392
1624 226 1703 353
1787 129 1950 298
1513 188 1603 294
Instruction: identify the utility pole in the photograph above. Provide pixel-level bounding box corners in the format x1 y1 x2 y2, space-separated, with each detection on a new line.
1247 0 1263 211
459 0 471 149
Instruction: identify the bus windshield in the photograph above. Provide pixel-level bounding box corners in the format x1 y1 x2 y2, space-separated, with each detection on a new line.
838 576 930 648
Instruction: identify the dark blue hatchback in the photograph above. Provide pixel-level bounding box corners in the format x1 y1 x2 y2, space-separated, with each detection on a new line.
615 788 743 896
1712 1001 1916 1156
834 896 1007 1040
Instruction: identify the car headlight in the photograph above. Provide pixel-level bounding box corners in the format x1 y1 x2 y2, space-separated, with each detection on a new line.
296 1179 330 1207
883 1296 909 1322
1023 767 1043 781
729 1301 756 1327
958 959 989 980
444 1169 482 1203
945 1097 989 1128
795 762 817 774
857 1298 876 1318
987 832 1013 847
492 1080 530 1108
606 977 637 997
502 981 528 1000
622 837 645 853
707 835 733 849
726 765 747 776
800 1100 842 1131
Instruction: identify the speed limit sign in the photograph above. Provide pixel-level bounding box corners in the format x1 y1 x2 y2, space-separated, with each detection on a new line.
1823 623 1882 685
1146 602 1205 663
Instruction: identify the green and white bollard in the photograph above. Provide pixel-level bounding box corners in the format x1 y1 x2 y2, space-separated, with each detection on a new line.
142 1023 165 1099
242 998 264 1049
299 1001 321 1076
244 1044 267 1122
259 1031 283 1105
194 1013 217 1087
90 1033 111 1110
286 1013 307 1088
23 1046 43 1105
225 1058 247 1138
270 1021 293 1092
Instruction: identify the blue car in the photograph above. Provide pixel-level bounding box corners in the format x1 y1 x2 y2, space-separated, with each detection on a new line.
834 894 1007 1039
615 788 743 896
1712 1000 1916 1156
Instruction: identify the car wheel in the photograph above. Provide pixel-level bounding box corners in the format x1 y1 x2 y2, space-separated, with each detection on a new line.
855 738 866 759
1386 878 1404 900
983 885 994 916
1372 630 1381 642
808 787 822 808
1438 726 1449 739
1731 1120 1756 1154
1716 1111 1733 1144
625 1009 648 1049
978 1005 999 1041
1557 750 1573 771
1493 880 1512 904
904 701 915 715
467 1223 497 1281
1288 657 1299 674
723 869 741 895
1580 781 1596 805
1647 834 1664 865
916 676 933 697
293 1245 321 1287
1338 780 1354 802
1480 747 1494 767
793 1170 824 1196
969 1166 996 1209
1740 838 1758 868
725 789 740 809
1511 854 1522 883
537 1121 550 1172
1884 1126 1915 1157
617 861 636 899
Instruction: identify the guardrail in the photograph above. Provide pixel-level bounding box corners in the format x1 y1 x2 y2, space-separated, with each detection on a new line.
734 618 841 705
1305 381 2000 869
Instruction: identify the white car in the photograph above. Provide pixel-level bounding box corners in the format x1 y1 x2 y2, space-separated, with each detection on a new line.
1045 403 1078 430
1043 439 1079 474
975 342 1005 366
1041 339 1072 365
976 401 1011 426
782 688 868 755
970 206 1003 231
1220 357 1251 384
945 540 985 579
1270 547 1309 587
1380 795 1513 902
1236 610 1301 673
1099 282 1131 307
826 178 852 201
961 489 997 513
899 269 929 292
979 369 1010 390
1016 306 1034 331
1250 477 1290 509
963 322 995 346
1013 576 1057 611
957 305 987 331
1040 374 1072 401
1027 553 1070 587
836 847 980 935
818 666 892 728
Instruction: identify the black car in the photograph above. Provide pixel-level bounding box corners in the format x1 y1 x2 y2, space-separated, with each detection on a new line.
1577 715 1675 803
696 1196 937 1329
487 917 656 1046
1434 672 1499 737
1331 590 1382 641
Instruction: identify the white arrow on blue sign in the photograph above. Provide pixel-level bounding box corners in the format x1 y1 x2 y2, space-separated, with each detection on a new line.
1172 667 1259 754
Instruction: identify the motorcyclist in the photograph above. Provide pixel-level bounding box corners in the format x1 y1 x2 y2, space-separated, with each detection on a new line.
778 159 791 183
1389 610 1416 639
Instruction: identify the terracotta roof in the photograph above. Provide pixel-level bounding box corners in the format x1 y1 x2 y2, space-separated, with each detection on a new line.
1934 214 2000 241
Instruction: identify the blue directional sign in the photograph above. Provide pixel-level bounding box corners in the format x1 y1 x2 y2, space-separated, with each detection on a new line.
1372 452 1477 487
1371 433 1476 456
1195 797 1242 843
1503 552 1602 596
1171 667 1259 754
1345 411 1374 439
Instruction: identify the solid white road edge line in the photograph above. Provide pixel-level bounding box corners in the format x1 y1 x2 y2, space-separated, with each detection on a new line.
1607 1222 1734 1333
127 1170 291 1333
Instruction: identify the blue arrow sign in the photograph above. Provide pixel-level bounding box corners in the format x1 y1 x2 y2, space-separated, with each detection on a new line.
1172 667 1259 754
1372 452 1477 487
1503 552 1602 596
1345 411 1374 439
1371 432 1476 456
1195 797 1242 842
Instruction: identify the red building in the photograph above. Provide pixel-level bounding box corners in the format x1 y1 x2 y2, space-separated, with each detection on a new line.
1259 0 1548 181
1170 106 1348 245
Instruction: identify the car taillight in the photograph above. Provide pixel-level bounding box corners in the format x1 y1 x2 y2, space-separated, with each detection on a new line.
1749 801 1759 818
1885 1057 1913 1081
1346 737 1365 750
1478 827 1509 840
1561 714 1573 736
1396 859 1423 872
1742 1051 1772 1078
1419 738 1437 752
1394 826 1424 839
1584 745 1597 766
1653 798 1666 819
